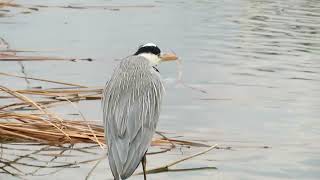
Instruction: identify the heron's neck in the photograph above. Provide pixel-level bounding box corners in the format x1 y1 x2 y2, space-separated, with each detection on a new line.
138 53 161 66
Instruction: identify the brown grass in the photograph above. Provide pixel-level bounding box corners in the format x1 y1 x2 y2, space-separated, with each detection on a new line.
0 85 208 149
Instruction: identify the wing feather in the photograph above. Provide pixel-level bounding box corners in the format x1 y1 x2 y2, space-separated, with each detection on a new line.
102 56 164 179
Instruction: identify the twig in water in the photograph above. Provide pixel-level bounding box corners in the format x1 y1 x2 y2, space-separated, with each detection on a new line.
85 155 106 180
174 58 207 94
17 62 30 86
156 131 176 148
137 144 218 175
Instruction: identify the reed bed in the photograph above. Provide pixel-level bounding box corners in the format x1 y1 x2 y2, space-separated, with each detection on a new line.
0 83 218 178
0 110 204 148
0 85 206 148
0 82 219 179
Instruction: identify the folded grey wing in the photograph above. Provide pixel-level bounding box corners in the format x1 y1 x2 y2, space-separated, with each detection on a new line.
102 60 164 179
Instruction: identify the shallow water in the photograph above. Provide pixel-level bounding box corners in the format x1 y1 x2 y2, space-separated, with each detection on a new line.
1 0 320 179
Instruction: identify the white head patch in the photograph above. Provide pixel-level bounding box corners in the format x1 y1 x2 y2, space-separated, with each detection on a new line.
142 43 157 47
139 53 162 66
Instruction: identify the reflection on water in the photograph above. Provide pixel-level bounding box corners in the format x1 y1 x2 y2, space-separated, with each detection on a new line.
1 0 320 179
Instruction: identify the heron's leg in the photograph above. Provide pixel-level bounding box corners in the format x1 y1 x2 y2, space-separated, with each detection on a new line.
141 153 147 180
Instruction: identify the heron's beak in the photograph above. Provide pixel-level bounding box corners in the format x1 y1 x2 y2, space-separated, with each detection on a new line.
160 53 178 62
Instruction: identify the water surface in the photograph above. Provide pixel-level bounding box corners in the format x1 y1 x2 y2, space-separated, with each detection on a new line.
1 0 319 179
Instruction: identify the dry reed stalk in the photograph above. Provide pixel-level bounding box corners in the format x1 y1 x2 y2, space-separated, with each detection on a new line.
15 88 102 97
136 144 218 175
17 88 102 93
0 96 101 111
0 100 62 110
0 87 102 110
0 72 87 88
1 89 101 111
0 53 73 61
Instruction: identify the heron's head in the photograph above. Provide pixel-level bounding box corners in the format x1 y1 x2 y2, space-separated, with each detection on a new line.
134 43 177 66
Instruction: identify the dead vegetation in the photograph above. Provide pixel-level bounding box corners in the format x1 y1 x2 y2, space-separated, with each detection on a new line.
0 72 218 178
0 85 201 147
0 83 212 148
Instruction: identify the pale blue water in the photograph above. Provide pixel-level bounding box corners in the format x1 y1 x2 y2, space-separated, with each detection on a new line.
1 0 319 179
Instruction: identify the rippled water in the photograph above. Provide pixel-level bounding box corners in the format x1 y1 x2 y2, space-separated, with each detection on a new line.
1 0 320 179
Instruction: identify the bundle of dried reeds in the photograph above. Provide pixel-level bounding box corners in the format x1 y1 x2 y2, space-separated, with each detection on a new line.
0 85 208 149
0 111 104 145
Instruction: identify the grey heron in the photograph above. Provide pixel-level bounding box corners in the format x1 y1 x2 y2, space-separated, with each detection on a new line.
102 43 177 180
